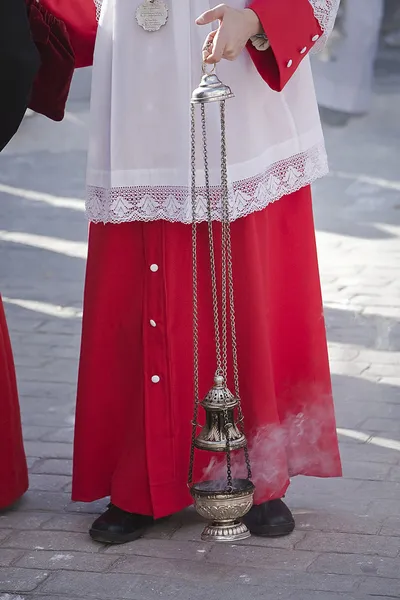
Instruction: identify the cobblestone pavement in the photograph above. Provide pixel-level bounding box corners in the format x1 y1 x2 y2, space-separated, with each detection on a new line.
0 50 400 600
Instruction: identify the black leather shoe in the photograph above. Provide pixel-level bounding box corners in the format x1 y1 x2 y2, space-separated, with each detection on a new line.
243 499 295 537
89 504 154 544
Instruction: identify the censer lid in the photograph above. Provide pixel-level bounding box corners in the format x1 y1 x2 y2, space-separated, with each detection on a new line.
201 374 238 410
191 71 234 104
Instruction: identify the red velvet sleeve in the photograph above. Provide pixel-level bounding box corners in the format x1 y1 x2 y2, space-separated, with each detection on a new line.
247 0 323 92
40 0 98 68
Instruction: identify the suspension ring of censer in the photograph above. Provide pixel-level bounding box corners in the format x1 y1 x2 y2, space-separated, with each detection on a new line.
188 64 254 543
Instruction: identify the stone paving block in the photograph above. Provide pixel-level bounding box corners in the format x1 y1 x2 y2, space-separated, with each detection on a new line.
357 349 400 365
379 516 400 537
296 531 399 557
368 499 400 518
21 425 56 441
362 417 400 432
358 576 400 596
66 500 109 515
356 479 400 499
47 344 81 359
0 531 12 543
31 459 73 476
28 474 72 493
295 510 381 535
339 443 400 466
104 538 210 560
289 493 372 516
19 364 77 385
329 361 370 376
380 377 400 388
206 544 316 571
0 550 24 568
2 531 101 554
41 427 74 443
11 333 79 350
341 460 392 482
38 571 287 600
110 556 357 593
3 318 45 335
21 409 75 428
168 522 205 542
334 405 378 429
13 353 48 368
23 597 85 600
327 346 360 361
23 441 73 460
0 513 53 531
17 380 76 400
352 295 400 307
365 364 400 378
308 552 400 579
289 593 386 600
26 458 40 471
237 530 307 550
0 567 49 593
142 518 181 540
15 550 118 573
290 476 362 498
41 514 93 533
36 321 82 335
7 492 70 513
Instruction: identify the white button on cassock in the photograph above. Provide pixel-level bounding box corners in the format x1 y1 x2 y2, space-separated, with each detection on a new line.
151 375 160 383
150 319 157 327
150 264 159 272
287 59 293 68
300 46 307 54
312 35 320 42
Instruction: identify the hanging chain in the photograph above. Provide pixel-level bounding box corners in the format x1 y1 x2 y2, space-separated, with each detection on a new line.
220 101 252 481
202 102 233 490
188 103 199 486
189 89 253 488
201 104 223 375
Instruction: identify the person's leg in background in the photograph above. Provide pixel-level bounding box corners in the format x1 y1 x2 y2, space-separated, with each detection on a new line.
312 0 385 126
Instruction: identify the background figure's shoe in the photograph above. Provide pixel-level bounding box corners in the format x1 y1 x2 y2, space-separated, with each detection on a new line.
89 504 154 544
385 29 400 48
319 106 352 128
243 499 295 537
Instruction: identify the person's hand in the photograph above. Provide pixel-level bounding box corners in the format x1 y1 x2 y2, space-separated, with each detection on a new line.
196 4 262 64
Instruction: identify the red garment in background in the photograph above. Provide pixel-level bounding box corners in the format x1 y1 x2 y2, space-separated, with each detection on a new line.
40 0 97 68
27 0 75 121
0 296 28 509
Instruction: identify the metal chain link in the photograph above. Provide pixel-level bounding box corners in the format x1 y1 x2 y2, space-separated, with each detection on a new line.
201 104 223 376
220 101 252 481
188 104 199 486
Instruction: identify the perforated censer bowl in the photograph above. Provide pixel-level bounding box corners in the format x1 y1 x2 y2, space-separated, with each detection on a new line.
191 478 255 542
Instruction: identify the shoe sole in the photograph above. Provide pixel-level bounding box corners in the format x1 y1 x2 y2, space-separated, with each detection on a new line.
249 521 295 538
89 526 148 544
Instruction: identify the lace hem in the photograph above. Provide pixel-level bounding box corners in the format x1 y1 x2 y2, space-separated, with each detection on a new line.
93 0 102 21
309 0 340 51
86 143 328 224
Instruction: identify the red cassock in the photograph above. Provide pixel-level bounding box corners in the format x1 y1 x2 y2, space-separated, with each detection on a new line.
69 0 342 517
0 296 28 509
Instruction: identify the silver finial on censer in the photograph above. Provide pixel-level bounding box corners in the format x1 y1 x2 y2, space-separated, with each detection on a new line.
188 64 254 543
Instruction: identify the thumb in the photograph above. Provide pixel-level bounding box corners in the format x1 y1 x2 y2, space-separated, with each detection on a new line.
196 4 226 25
